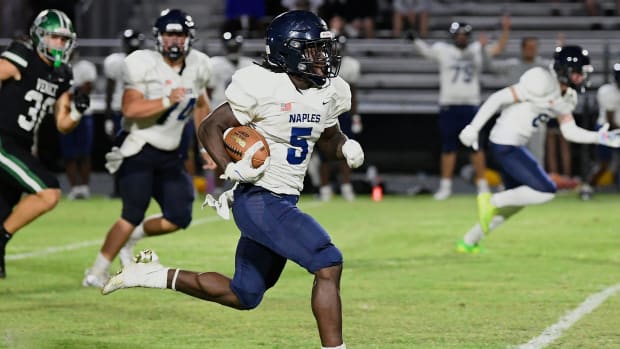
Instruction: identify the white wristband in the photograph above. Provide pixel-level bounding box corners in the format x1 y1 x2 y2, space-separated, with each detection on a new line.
199 147 208 154
69 102 83 122
162 96 171 109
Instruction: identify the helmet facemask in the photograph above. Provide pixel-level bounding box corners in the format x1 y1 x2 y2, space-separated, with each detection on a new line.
287 37 341 87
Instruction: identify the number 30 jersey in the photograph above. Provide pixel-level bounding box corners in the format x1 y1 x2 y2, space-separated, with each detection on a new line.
0 40 72 147
226 65 351 195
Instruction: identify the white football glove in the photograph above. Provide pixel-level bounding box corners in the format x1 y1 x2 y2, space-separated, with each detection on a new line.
104 146 124 174
459 124 479 151
201 183 237 220
597 123 620 148
220 142 270 182
342 139 364 168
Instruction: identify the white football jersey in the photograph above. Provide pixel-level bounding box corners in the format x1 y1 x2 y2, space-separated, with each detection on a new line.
338 56 361 84
103 52 126 112
121 49 212 150
208 55 254 107
415 40 484 105
226 65 351 195
490 67 577 146
596 83 620 125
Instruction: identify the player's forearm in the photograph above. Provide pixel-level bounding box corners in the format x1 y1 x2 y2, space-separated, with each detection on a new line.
413 39 435 60
559 119 599 144
470 87 514 131
55 92 79 133
198 103 239 169
122 98 169 119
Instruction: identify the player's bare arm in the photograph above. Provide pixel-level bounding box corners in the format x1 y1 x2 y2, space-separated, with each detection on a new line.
316 124 348 161
0 58 20 81
121 86 185 119
198 102 241 169
54 91 78 133
193 91 217 169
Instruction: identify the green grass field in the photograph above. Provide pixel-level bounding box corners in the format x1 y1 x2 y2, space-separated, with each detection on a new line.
1 193 620 349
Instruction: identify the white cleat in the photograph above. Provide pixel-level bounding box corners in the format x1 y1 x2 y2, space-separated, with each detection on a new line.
319 185 333 202
340 183 356 202
82 269 110 289
102 249 166 295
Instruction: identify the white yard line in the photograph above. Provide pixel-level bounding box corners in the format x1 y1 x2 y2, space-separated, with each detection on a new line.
516 283 620 349
6 200 324 261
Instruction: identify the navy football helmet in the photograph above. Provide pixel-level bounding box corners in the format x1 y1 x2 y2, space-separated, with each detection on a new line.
553 45 593 91
449 22 471 49
122 29 145 54
613 63 620 87
264 10 341 87
222 31 244 63
152 8 195 61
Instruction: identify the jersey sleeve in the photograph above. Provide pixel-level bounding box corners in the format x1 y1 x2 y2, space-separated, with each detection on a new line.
122 50 153 93
326 77 352 127
225 67 260 124
103 53 123 80
0 41 32 74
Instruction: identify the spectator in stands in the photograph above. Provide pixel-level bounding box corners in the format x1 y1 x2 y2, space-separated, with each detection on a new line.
281 0 323 14
346 0 377 38
410 16 511 200
580 63 620 200
60 52 97 200
317 34 362 201
485 37 550 164
103 29 145 197
223 0 266 38
319 0 347 35
392 0 430 39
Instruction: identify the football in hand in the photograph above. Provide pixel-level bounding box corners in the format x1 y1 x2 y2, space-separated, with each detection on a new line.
223 125 270 168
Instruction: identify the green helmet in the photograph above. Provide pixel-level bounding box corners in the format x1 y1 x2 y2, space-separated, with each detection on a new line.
29 9 77 67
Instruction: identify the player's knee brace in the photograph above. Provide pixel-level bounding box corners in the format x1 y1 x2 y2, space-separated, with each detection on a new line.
308 244 343 273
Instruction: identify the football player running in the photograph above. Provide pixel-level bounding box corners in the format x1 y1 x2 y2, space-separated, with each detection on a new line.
456 46 620 253
82 9 215 287
103 10 363 349
0 9 89 278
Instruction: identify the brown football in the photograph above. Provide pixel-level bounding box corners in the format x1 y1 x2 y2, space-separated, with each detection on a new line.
223 125 270 168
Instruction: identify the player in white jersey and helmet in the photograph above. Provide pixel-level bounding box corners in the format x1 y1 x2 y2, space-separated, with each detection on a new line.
579 63 620 200
456 46 620 253
411 17 510 200
102 10 363 349
83 8 215 288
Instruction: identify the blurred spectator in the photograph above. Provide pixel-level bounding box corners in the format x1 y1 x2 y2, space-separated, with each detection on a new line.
223 0 266 38
580 63 620 200
317 34 362 201
411 17 510 200
281 0 324 13
318 0 348 35
392 0 431 38
59 52 97 199
346 0 377 38
103 29 145 197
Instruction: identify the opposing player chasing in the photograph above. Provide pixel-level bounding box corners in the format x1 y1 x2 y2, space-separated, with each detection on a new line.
0 9 89 278
103 10 364 349
456 46 620 253
82 9 214 287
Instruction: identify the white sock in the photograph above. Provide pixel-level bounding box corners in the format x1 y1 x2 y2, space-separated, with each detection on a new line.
463 216 505 245
322 344 346 349
130 222 146 241
491 186 554 207
146 267 170 289
439 178 452 190
92 252 111 275
476 178 490 193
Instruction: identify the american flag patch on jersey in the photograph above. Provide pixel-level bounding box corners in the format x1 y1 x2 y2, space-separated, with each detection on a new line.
280 102 292 111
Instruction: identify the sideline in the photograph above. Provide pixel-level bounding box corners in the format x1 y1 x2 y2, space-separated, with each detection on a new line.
516 283 620 349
